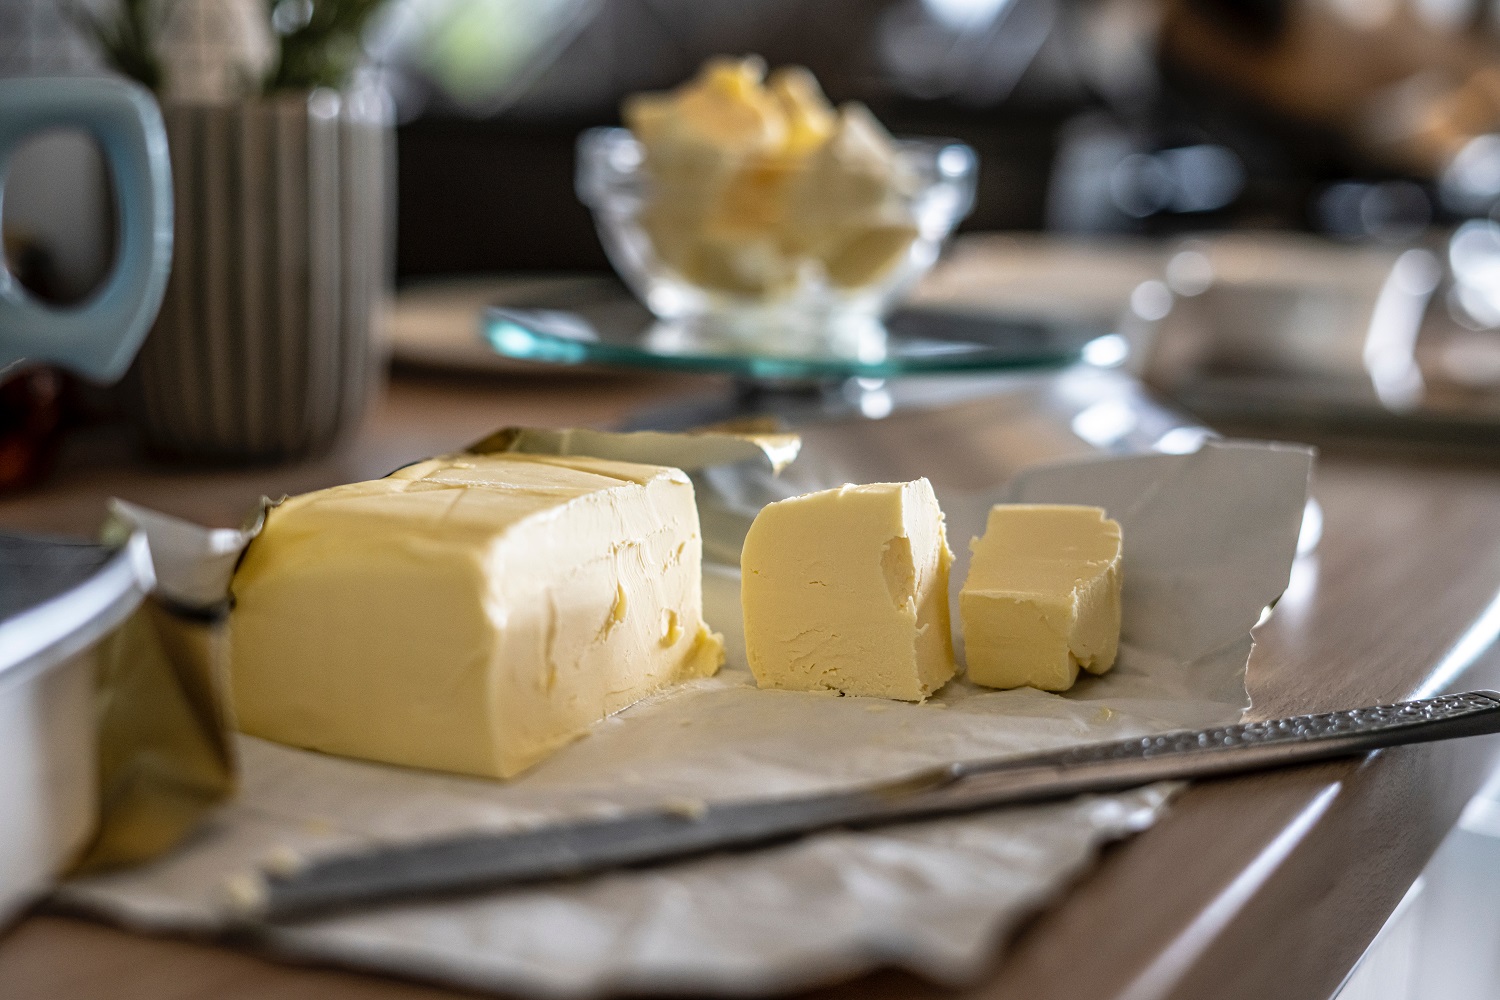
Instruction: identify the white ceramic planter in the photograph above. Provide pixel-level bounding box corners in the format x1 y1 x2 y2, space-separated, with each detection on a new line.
128 87 393 462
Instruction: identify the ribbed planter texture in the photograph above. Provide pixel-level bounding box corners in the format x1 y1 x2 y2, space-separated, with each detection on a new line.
128 86 391 463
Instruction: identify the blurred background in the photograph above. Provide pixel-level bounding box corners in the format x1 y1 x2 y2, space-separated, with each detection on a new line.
370 0 1500 276
5 0 1500 471
4 5 1500 996
6 0 1500 284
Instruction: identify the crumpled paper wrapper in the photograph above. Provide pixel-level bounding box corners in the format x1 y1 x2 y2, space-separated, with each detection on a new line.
59 439 1312 998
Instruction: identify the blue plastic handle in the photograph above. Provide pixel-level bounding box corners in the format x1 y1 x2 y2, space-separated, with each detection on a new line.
0 77 172 384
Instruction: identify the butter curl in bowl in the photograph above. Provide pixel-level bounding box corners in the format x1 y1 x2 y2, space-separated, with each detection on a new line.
577 57 977 326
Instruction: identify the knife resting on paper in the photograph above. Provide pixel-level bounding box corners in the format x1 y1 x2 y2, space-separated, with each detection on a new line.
251 690 1500 922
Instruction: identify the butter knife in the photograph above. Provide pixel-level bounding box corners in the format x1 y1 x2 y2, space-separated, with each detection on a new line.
254 690 1500 922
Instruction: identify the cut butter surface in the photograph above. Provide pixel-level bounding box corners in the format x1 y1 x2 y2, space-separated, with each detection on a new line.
229 453 723 780
740 479 956 701
960 505 1122 692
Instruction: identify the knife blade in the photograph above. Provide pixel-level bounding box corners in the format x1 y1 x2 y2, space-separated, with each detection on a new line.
252 689 1500 922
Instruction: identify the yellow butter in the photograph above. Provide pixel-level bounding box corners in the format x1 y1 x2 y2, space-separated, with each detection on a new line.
781 103 916 282
623 58 917 296
960 505 1122 692
740 479 956 701
820 222 921 287
624 57 785 159
229 453 722 779
767 66 835 156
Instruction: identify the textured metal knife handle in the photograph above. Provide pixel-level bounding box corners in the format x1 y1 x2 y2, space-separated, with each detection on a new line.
258 690 1500 922
892 690 1500 818
960 690 1500 777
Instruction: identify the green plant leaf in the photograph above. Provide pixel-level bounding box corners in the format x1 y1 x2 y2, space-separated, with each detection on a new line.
266 0 387 92
69 0 173 92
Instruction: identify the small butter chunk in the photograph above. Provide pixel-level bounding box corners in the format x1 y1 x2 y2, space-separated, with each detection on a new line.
622 59 917 296
229 453 723 780
741 479 956 701
767 65 835 156
625 55 785 159
960 505 1123 692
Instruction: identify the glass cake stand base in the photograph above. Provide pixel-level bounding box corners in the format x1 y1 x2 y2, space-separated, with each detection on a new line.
482 278 1100 381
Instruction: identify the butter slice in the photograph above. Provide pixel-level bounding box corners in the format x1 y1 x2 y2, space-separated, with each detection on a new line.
229 453 722 779
960 505 1122 692
741 479 956 701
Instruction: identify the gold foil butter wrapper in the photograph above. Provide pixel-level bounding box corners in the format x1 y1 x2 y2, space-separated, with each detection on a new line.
73 600 235 873
73 502 262 874
470 423 803 565
468 423 801 474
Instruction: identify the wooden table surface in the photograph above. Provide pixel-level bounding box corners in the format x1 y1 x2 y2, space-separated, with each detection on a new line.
3 366 1500 1000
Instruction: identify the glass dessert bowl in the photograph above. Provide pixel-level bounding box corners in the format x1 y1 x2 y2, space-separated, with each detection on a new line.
575 58 977 357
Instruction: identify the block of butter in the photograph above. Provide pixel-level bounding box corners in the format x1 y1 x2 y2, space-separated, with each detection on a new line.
740 479 955 701
229 453 723 779
960 505 1122 692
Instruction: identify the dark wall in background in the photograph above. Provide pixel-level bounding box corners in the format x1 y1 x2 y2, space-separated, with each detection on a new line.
395 105 1060 282
397 118 611 279
392 0 1488 281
